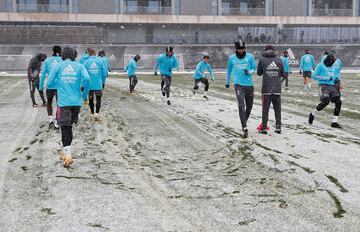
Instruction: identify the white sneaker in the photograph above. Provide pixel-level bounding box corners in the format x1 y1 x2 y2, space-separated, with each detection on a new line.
94 113 100 121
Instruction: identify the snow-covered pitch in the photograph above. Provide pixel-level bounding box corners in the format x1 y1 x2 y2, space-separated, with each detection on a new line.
0 72 359 231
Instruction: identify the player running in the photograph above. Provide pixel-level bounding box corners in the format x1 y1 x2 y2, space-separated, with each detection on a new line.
124 54 141 94
98 50 111 72
225 40 256 138
193 53 215 100
83 49 108 121
80 48 90 64
28 53 47 107
308 52 343 128
257 45 285 135
47 47 90 167
299 49 315 93
154 47 179 106
280 50 292 91
39 45 63 129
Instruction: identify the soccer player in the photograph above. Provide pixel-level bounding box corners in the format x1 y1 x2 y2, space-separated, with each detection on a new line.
39 45 62 129
124 54 141 94
154 47 179 105
225 40 256 138
47 47 90 167
80 48 90 64
308 52 342 128
299 49 315 92
98 50 111 72
280 50 292 91
83 49 108 121
193 53 215 100
28 53 47 107
257 45 285 134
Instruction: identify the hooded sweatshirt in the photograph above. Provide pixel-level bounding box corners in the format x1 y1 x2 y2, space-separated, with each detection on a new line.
226 52 256 86
154 53 179 77
257 50 285 95
28 54 43 80
40 56 63 91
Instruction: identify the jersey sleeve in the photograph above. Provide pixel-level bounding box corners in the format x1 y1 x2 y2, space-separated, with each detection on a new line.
39 61 48 91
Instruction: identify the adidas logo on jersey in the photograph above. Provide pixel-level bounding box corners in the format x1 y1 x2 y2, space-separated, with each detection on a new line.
50 60 59 69
90 62 98 69
63 64 76 76
267 61 279 70
89 62 99 73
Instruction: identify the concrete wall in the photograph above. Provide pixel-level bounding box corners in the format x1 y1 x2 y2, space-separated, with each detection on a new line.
1 44 359 71
180 0 213 15
78 0 116 14
274 0 306 16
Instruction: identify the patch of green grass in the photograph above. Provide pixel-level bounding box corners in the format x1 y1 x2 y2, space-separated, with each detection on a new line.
8 158 17 163
326 175 349 193
41 208 56 215
287 161 315 174
326 190 346 218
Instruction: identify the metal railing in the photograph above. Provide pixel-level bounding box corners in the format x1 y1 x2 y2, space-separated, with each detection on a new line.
124 6 172 15
222 7 266 16
17 4 69 13
312 8 353 16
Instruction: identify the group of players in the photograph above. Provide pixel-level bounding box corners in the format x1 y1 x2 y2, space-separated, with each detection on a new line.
27 40 343 167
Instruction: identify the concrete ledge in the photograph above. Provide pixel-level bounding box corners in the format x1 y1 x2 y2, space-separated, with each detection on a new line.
2 13 360 25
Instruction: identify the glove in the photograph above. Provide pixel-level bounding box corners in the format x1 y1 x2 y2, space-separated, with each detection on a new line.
289 71 292 74
244 69 250 75
102 84 105 90
225 84 230 89
329 76 333 81
299 70 302 75
154 72 158 76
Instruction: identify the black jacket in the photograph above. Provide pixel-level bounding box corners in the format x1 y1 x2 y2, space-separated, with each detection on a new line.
28 54 44 80
257 50 285 95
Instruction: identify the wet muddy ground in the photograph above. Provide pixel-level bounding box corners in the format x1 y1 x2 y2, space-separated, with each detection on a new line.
0 73 359 231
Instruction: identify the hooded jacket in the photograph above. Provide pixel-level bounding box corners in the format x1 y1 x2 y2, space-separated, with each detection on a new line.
40 56 63 91
28 54 43 80
226 52 256 86
83 56 108 91
154 53 179 77
194 60 215 81
257 50 285 95
47 59 90 107
300 54 315 72
124 58 138 77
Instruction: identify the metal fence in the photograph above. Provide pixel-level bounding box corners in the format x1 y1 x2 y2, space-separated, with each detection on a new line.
221 7 266 16
17 4 69 13
124 6 172 15
312 8 353 16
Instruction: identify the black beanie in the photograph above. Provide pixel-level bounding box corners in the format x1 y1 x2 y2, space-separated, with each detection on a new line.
235 40 245 50
166 46 173 53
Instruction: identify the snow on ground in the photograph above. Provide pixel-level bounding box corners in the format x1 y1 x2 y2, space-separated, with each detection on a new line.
0 73 359 231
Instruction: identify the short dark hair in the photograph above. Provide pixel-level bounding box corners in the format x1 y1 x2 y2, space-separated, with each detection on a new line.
98 50 105 57
53 45 62 56
264 45 274 51
62 47 76 61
